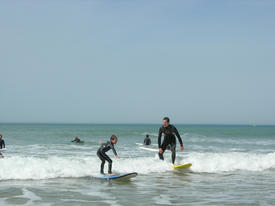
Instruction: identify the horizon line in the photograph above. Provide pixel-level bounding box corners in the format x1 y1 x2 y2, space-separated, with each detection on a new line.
0 122 274 127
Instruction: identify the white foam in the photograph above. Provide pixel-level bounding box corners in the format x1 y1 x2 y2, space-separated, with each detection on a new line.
184 152 275 173
0 155 171 180
1 152 275 180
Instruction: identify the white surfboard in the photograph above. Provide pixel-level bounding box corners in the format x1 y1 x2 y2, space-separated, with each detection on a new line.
139 146 158 152
136 143 158 146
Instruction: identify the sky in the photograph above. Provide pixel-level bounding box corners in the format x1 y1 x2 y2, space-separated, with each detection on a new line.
0 0 275 125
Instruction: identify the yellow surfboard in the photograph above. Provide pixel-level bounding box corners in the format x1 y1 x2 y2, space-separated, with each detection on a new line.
172 163 192 169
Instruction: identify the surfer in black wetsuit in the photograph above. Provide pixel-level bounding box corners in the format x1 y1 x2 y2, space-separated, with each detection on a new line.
71 136 81 143
158 117 184 164
0 134 5 149
97 135 120 176
144 134 151 145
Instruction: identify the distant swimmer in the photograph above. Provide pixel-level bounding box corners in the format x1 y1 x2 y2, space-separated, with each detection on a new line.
97 135 120 176
144 134 151 145
71 136 82 143
0 134 5 149
158 117 184 165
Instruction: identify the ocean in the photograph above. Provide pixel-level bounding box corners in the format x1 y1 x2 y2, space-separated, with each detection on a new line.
0 124 275 206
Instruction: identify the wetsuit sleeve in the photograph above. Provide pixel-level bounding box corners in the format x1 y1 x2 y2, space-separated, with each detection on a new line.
71 140 76 142
173 126 183 146
110 144 118 156
158 127 162 148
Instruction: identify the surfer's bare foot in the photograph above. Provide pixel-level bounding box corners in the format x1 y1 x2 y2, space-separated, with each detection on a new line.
108 173 116 176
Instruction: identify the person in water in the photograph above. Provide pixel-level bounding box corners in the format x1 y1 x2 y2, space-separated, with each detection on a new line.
71 136 81 143
144 134 151 145
158 117 184 165
0 134 5 149
97 135 120 176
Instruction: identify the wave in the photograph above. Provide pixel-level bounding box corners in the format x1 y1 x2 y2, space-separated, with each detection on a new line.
184 152 275 173
0 156 170 180
1 152 275 180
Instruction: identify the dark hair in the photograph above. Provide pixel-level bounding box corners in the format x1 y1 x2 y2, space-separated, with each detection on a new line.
146 134 149 138
163 117 170 123
110 135 117 141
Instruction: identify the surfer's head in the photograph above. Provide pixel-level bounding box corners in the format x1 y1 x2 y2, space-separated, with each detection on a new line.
0 134 2 139
146 134 149 138
110 135 118 144
74 136 79 140
163 117 170 127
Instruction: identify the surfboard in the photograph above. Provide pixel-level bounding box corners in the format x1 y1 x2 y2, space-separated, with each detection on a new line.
172 163 192 169
139 147 158 152
99 172 138 180
136 143 158 146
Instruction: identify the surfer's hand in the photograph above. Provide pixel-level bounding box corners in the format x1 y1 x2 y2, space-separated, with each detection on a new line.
99 141 102 145
159 148 163 154
180 146 184 151
115 155 120 159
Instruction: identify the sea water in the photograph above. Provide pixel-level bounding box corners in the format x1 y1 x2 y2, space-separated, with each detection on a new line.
0 124 275 206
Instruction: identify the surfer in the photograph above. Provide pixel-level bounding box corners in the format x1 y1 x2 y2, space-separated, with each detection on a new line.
158 117 184 164
0 134 5 149
71 136 81 143
144 134 151 145
97 135 120 176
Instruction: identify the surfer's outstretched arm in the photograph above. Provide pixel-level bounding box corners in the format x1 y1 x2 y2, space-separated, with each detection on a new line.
111 145 119 158
173 127 184 151
109 142 119 158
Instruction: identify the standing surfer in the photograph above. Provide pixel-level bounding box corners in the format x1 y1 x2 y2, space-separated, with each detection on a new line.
158 117 184 164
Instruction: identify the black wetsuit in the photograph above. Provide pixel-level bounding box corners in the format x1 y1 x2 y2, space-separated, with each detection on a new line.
97 141 117 174
158 124 183 164
0 139 5 149
144 137 151 145
72 139 81 143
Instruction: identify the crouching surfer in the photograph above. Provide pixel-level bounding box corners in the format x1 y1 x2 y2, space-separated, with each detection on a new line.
97 135 120 176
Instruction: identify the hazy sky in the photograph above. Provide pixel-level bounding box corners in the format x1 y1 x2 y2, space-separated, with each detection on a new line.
1 0 275 124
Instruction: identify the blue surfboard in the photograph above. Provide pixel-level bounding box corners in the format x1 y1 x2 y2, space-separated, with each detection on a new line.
99 172 138 180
